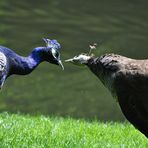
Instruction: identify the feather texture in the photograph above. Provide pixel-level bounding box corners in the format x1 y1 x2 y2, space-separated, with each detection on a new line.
87 53 148 137
0 52 6 71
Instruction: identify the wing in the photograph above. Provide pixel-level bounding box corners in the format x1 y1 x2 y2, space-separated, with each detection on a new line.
114 70 148 137
88 54 148 136
0 52 6 71
0 52 7 88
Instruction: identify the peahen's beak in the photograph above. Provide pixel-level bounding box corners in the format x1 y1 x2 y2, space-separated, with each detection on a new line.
65 58 74 63
65 54 92 66
65 57 83 66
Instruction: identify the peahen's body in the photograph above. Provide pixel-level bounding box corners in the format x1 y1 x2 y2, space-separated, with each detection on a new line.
0 38 64 88
66 53 148 138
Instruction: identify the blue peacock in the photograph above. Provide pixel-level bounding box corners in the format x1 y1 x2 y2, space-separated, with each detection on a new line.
0 38 64 88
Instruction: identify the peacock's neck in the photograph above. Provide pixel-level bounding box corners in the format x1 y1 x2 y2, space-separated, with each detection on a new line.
8 47 44 76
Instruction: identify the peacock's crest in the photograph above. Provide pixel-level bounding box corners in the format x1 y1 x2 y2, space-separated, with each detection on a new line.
43 38 61 50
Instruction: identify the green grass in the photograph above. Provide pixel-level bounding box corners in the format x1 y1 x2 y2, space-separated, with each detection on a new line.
0 113 147 147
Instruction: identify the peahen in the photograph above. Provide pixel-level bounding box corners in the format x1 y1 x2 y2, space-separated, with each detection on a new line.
0 38 64 88
65 49 148 138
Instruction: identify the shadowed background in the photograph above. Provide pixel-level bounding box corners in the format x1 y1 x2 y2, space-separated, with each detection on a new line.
0 0 148 121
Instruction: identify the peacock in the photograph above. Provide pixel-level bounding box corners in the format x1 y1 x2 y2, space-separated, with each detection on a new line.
0 38 64 89
65 46 148 138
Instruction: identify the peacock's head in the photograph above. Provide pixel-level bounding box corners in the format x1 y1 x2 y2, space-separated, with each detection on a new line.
42 38 64 70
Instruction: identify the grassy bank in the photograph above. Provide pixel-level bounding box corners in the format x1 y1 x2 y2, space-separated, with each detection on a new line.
0 113 147 147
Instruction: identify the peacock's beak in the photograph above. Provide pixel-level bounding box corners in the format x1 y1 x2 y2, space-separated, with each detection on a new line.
58 60 64 70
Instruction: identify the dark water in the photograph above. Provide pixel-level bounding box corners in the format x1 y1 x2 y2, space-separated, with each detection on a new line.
0 0 148 121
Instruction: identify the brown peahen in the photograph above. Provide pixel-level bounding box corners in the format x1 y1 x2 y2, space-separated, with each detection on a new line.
66 52 148 138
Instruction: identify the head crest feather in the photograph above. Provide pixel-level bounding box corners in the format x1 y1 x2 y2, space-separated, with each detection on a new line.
42 38 61 50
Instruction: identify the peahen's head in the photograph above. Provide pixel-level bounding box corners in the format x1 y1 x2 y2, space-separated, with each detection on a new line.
65 54 93 66
65 43 96 66
40 38 64 70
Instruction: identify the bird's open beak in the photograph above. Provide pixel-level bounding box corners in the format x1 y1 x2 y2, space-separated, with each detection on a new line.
58 60 64 70
65 58 83 66
65 58 74 63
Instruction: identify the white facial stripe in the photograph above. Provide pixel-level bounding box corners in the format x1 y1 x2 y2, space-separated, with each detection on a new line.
51 48 64 69
51 48 60 60
51 48 57 58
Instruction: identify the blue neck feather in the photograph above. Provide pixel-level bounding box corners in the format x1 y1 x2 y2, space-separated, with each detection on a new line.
8 47 44 76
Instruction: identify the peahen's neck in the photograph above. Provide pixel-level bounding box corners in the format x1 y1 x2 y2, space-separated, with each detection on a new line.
87 57 103 77
8 47 44 76
87 57 109 87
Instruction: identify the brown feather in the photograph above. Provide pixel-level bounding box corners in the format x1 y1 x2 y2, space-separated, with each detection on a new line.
87 53 148 137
